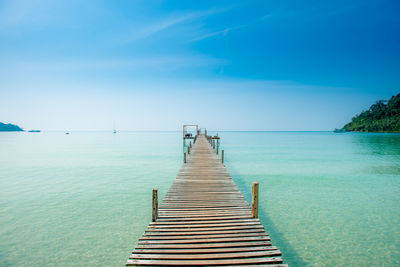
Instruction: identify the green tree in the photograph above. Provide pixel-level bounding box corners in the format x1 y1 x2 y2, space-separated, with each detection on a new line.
343 93 400 132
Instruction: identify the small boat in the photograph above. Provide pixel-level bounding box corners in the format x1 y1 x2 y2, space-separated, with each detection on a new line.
28 130 41 132
65 132 70 135
113 121 117 134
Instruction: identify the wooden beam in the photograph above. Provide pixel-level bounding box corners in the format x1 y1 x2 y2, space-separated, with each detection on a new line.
252 182 259 219
152 188 158 222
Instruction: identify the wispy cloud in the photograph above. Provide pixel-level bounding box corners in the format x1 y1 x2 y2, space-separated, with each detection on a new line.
189 24 248 42
0 0 41 26
188 1 376 43
121 7 232 44
0 54 228 74
189 13 271 42
0 0 73 27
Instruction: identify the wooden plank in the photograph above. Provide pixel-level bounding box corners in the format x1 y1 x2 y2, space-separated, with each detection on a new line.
155 216 254 221
157 213 252 219
126 257 283 266
139 233 268 240
148 222 263 228
219 265 288 267
135 241 272 249
130 250 282 259
149 219 260 224
144 229 266 235
133 246 278 254
146 226 265 232
138 236 271 244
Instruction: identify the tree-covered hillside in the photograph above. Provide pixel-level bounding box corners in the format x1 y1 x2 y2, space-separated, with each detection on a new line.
343 93 400 132
0 122 24 131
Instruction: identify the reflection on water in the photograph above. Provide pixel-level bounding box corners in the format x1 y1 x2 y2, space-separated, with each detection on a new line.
350 133 400 155
0 131 399 266
0 131 182 266
217 131 400 266
348 133 400 175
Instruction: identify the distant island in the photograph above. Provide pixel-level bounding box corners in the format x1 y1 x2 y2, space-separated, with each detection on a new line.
0 122 24 131
342 93 400 132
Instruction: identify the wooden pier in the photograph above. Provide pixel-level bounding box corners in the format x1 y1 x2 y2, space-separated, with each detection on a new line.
126 132 287 266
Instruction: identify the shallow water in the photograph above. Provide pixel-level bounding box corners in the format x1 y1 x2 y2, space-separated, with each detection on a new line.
0 131 399 266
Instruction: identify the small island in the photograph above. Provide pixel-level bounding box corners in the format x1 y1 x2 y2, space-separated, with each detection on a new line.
0 122 24 131
342 93 400 132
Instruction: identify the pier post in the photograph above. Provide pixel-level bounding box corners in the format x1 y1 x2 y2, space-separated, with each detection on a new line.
188 146 191 154
222 150 224 164
216 140 219 155
184 152 186 163
152 188 158 222
252 182 259 218
190 141 192 148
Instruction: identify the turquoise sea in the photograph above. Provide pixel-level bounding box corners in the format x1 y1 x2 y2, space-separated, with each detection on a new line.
0 131 399 266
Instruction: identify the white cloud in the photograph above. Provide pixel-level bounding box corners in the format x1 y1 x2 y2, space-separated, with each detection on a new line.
0 0 67 27
189 24 248 42
0 54 228 75
189 13 272 42
119 7 232 43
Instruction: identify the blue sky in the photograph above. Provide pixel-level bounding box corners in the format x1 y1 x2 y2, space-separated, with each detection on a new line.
0 0 399 130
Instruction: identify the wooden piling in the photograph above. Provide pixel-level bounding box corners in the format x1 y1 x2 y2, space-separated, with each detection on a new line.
152 188 158 222
252 182 259 219
184 152 186 163
188 146 190 154
222 149 224 164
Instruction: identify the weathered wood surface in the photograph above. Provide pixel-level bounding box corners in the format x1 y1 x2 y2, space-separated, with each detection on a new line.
126 134 286 266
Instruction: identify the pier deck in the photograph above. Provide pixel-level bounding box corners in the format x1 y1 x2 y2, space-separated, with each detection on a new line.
126 134 286 266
